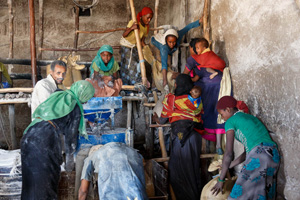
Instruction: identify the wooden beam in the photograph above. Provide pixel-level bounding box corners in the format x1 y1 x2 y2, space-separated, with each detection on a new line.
38 0 44 59
154 0 159 34
8 0 14 59
149 124 171 128
29 0 38 86
129 0 147 86
74 6 80 49
0 88 33 93
8 105 17 149
203 0 211 42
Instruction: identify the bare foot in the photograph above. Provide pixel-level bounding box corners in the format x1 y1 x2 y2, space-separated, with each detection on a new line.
209 72 218 79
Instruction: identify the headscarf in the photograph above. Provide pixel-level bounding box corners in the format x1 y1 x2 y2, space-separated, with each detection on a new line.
153 29 178 45
24 80 95 137
90 45 114 77
216 96 249 113
136 7 153 34
174 74 194 96
189 38 200 55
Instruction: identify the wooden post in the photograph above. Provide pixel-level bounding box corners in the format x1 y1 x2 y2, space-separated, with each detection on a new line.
74 6 80 49
127 101 132 129
8 0 14 59
126 0 131 22
8 105 17 149
38 0 44 59
154 0 159 34
29 0 38 86
128 0 147 86
203 0 210 42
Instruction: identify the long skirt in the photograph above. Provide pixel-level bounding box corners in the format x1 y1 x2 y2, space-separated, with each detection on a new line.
228 143 280 200
168 120 202 200
21 121 62 200
119 46 152 86
195 70 225 141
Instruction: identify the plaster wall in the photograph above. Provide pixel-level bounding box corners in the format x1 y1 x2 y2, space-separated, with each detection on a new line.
189 0 299 199
165 0 300 198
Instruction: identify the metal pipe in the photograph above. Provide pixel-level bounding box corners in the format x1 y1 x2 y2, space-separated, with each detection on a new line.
29 0 38 86
0 58 92 66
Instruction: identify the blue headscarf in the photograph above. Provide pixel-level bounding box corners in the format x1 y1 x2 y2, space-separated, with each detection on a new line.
90 45 114 76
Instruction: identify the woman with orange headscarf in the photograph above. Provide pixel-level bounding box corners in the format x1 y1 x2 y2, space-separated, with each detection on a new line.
119 7 153 86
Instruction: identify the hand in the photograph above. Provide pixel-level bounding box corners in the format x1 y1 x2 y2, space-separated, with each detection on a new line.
153 112 160 124
199 15 204 24
131 23 139 30
211 181 224 196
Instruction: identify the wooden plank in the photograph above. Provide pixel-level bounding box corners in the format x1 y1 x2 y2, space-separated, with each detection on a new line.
149 124 171 128
129 0 147 86
8 105 17 149
29 0 38 86
0 88 33 93
0 99 30 105
144 103 156 107
127 101 132 129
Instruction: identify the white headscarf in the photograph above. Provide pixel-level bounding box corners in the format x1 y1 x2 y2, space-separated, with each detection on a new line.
153 28 179 45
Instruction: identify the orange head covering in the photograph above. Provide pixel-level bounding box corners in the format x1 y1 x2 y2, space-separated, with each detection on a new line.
136 7 153 34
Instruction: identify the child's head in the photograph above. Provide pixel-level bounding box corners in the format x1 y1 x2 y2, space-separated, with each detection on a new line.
190 86 202 99
189 38 200 56
195 38 209 55
98 45 113 64
164 29 179 50
138 7 153 26
216 96 238 121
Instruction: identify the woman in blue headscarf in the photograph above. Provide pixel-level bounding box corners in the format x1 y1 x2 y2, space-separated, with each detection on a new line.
88 45 123 97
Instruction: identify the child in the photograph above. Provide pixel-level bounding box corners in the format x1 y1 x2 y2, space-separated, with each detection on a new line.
188 86 202 108
193 38 219 80
211 96 280 199
87 45 122 97
119 7 153 86
151 17 203 92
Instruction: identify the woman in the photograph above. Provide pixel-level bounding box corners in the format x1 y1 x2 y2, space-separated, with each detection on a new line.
120 7 153 85
88 45 122 97
21 80 95 199
158 74 203 200
211 96 280 199
151 17 202 92
183 38 226 154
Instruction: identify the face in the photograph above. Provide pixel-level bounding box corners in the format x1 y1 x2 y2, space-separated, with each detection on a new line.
189 46 196 56
166 36 177 49
141 13 153 25
50 65 66 84
190 88 201 99
195 42 207 55
217 108 233 121
100 51 112 64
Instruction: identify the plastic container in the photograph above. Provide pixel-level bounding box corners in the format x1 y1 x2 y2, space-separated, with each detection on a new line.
83 96 122 122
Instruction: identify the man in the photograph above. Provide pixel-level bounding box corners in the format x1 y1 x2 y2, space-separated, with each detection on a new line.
31 60 67 115
78 142 148 200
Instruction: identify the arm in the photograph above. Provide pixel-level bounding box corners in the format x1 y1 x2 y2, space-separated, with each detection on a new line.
64 106 81 171
122 21 138 38
211 130 235 196
78 179 90 200
191 75 200 82
229 150 246 168
112 71 119 79
177 20 201 44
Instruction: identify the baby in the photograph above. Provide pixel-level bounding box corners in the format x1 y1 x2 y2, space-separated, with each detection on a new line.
195 39 219 80
188 86 202 108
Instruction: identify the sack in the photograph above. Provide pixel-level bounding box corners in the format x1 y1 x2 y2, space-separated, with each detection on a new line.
200 176 237 200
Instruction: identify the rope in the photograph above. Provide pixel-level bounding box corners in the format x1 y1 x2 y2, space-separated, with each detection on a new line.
72 0 99 11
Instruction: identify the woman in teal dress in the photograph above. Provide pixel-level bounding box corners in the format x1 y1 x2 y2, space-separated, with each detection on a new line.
211 96 280 200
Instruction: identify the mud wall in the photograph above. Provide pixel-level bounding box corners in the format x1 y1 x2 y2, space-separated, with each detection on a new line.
0 0 170 147
0 0 299 198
